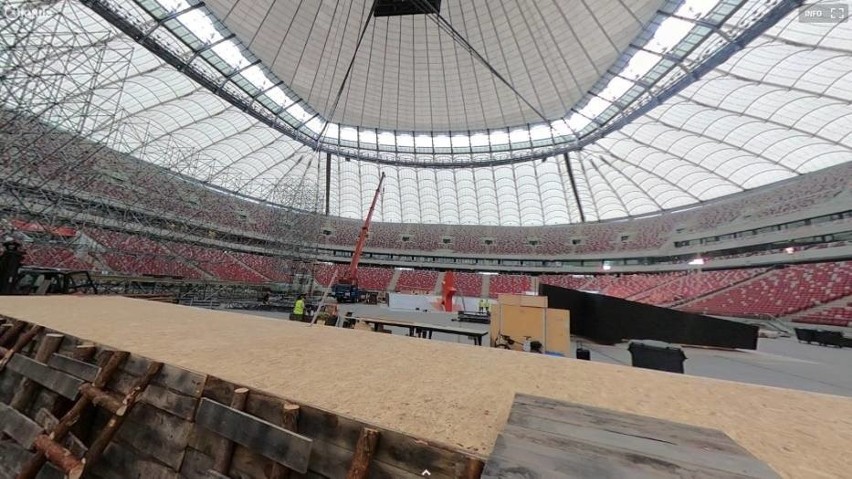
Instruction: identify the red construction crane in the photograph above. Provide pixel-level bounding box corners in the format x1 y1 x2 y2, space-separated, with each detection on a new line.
333 173 384 299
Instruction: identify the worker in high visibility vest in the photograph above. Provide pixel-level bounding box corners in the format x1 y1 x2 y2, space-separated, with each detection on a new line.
292 294 306 322
478 298 486 313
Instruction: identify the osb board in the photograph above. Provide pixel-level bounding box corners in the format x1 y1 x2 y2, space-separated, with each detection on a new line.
1 298 851 479
544 309 570 356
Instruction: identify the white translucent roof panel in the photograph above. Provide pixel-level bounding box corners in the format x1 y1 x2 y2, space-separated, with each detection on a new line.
1 0 849 226
204 0 663 131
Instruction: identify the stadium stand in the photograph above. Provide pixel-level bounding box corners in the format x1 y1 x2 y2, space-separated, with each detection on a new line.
22 244 92 271
164 241 268 283
356 266 395 291
681 262 852 318
454 272 484 297
396 270 439 292
87 229 201 279
489 274 533 298
632 269 766 306
227 252 291 282
793 303 852 327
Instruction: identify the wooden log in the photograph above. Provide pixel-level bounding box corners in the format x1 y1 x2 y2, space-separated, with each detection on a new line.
346 427 380 479
270 402 301 479
0 325 43 371
461 457 485 479
10 334 66 410
79 384 122 415
34 408 88 458
212 387 249 475
83 361 163 470
195 398 313 474
16 351 129 479
31 435 84 479
0 320 25 347
0 402 44 448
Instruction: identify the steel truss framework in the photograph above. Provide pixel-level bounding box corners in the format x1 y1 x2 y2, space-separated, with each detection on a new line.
0 4 324 293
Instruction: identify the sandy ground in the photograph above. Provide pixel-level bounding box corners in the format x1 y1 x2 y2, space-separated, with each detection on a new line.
1 296 851 479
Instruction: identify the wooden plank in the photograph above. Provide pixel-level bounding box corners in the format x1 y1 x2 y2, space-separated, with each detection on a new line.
7 354 83 400
508 412 779 478
512 394 748 455
487 424 767 479
90 441 180 479
142 383 199 420
0 402 44 448
123 356 205 397
483 395 780 479
10 333 65 410
0 439 33 479
116 403 192 470
179 448 216 479
51 345 99 419
195 398 313 474
16 351 129 479
296 402 470 477
48 353 100 382
202 376 476 477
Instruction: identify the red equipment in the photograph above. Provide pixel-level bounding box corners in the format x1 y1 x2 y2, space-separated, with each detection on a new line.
441 270 457 312
337 173 385 288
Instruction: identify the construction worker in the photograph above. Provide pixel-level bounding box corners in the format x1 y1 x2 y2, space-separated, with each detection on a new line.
478 298 486 313
483 298 490 315
292 294 306 322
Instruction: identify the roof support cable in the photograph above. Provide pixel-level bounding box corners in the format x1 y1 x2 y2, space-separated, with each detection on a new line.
316 0 380 148
409 0 550 124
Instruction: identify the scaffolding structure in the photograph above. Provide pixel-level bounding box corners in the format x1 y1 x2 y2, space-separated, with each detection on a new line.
0 2 324 299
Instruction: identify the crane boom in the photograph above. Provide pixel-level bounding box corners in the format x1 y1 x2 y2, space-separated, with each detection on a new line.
340 172 385 286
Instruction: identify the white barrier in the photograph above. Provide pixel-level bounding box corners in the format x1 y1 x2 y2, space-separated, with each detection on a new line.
387 293 493 312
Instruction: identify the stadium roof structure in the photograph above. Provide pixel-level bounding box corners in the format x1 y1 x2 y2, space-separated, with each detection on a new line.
2 0 851 225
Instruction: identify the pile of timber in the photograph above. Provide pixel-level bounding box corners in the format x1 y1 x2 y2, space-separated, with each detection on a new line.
0 316 484 479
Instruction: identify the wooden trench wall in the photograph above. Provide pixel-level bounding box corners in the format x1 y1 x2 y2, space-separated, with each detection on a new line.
0 316 485 479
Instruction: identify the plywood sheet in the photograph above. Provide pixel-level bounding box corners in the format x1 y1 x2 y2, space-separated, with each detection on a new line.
544 309 570 356
0 297 850 479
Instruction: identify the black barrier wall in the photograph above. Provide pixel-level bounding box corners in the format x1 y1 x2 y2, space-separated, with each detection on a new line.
540 284 759 349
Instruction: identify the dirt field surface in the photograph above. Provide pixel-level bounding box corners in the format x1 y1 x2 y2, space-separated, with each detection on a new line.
1 296 850 479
